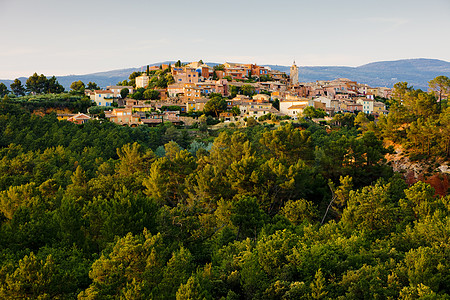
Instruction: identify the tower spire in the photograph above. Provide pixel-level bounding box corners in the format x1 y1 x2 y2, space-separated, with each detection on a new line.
290 61 299 85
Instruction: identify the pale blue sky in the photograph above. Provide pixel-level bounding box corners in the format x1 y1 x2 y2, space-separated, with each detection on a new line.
1 0 449 78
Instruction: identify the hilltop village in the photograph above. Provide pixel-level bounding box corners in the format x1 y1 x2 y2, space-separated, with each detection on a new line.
76 61 391 126
1 61 450 299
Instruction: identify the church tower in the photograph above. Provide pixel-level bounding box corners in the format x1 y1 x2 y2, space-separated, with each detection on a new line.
290 61 299 85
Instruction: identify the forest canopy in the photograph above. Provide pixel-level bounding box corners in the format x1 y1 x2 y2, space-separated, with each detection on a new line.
0 78 449 299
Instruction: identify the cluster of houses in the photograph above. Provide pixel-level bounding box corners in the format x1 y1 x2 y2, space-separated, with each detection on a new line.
62 61 391 126
275 76 390 119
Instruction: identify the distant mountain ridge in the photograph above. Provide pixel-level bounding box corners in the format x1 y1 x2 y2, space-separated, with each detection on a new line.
264 58 450 90
1 58 449 91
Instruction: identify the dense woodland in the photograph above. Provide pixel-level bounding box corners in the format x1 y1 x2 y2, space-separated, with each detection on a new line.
0 79 449 299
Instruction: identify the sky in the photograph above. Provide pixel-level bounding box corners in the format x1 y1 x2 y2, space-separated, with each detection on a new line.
1 0 450 79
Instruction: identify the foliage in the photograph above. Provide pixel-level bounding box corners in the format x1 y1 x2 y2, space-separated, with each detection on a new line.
428 75 450 108
0 95 448 299
10 79 26 97
143 89 160 100
86 82 100 91
302 106 327 118
70 80 85 94
0 83 9 98
376 76 450 159
241 84 256 96
26 73 64 94
120 87 129 99
204 94 227 117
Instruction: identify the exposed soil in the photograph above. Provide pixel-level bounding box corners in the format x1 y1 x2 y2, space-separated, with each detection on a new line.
385 141 449 196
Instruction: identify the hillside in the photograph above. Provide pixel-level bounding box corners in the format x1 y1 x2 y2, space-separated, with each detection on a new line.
1 58 449 90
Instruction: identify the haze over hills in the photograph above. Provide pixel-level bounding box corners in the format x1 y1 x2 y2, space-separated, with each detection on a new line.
1 59 450 91
266 58 450 90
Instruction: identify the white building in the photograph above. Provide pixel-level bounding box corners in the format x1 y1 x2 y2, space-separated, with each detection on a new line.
106 86 135 98
279 99 309 116
239 102 275 119
135 75 149 88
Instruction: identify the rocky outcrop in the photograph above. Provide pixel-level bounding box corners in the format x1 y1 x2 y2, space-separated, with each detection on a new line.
386 142 449 196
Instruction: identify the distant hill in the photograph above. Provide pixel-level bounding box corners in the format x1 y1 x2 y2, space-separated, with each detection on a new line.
265 58 450 90
1 58 449 91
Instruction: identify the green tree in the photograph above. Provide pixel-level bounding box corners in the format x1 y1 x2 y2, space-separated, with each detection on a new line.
0 82 9 97
428 75 450 111
116 142 155 177
231 106 241 116
439 107 450 157
354 111 370 131
0 253 71 299
144 89 160 100
158 247 194 299
393 81 413 101
341 182 397 235
46 76 64 93
331 112 355 127
242 84 256 96
231 196 266 240
212 70 218 80
302 106 327 118
310 269 327 299
204 95 226 117
79 230 165 299
272 98 280 110
70 80 85 93
176 274 212 300
86 81 100 90
10 78 25 96
246 116 258 127
129 71 142 81
143 142 196 206
260 123 313 163
120 87 129 99
0 183 36 220
401 181 437 221
26 73 44 94
281 199 317 225
132 91 143 100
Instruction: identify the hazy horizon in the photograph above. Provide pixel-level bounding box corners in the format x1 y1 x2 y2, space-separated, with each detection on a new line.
1 57 449 80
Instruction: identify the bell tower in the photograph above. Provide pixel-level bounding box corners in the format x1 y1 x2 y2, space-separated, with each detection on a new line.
290 61 299 85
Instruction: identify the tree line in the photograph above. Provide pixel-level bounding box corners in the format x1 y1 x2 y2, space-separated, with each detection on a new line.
0 75 449 298
0 95 449 298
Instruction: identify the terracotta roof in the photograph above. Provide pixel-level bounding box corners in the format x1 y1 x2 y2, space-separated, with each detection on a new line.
133 105 153 108
288 105 307 109
107 86 133 89
71 113 91 119
95 90 114 94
